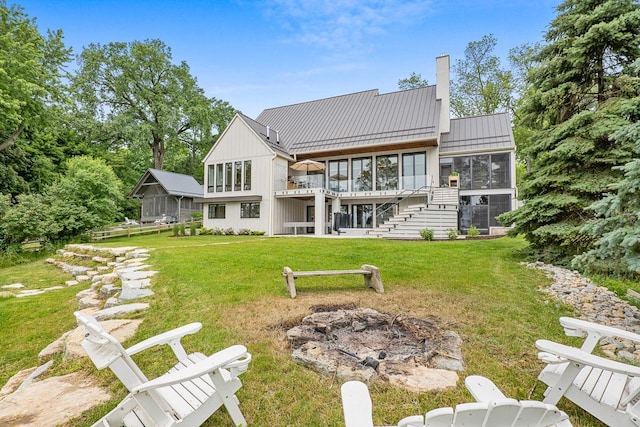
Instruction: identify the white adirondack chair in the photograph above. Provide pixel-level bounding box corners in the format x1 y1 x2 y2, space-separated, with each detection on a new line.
74 311 252 427
536 316 640 427
341 375 572 427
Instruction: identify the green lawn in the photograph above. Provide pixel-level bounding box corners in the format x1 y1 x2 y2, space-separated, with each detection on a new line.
0 234 611 426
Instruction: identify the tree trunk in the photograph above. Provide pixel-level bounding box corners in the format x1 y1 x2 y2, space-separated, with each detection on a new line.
0 124 24 152
152 134 165 170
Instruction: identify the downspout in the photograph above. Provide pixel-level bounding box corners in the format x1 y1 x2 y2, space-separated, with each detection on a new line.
269 153 277 236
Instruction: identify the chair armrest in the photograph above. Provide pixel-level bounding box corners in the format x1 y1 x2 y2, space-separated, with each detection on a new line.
397 415 424 427
126 323 202 359
464 375 507 402
536 339 640 377
131 344 249 393
559 317 640 352
341 381 374 427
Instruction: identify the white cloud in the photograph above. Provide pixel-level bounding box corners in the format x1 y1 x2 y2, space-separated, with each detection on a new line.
265 0 434 51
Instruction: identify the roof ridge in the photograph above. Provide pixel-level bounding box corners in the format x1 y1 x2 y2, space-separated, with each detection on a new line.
374 85 436 98
258 89 380 115
450 111 510 121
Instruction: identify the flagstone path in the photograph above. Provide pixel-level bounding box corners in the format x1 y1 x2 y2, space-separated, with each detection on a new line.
0 244 155 426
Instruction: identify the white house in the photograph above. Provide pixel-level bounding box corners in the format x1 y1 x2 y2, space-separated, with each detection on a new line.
198 55 517 238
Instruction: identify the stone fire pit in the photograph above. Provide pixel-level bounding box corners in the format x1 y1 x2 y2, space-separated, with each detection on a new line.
286 307 464 392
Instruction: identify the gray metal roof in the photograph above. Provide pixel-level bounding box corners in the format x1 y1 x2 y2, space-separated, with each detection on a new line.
255 87 440 155
439 113 514 154
129 169 203 198
238 113 291 157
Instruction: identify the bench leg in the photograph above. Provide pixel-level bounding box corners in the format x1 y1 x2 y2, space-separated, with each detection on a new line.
283 266 297 298
361 265 384 293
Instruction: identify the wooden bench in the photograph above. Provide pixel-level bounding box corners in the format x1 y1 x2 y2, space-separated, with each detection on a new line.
282 265 383 298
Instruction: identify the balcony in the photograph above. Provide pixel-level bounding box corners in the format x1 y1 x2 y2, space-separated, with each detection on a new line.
287 175 325 189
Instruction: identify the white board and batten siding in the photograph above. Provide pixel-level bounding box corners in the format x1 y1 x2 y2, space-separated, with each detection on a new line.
201 116 282 234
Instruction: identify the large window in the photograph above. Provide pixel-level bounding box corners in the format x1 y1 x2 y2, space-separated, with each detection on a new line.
243 160 252 190
440 153 511 189
471 155 490 189
376 155 398 190
214 160 252 192
225 163 232 191
240 202 260 218
490 154 509 188
207 165 215 192
459 194 511 234
352 157 372 191
329 160 348 192
234 161 242 191
353 204 373 228
402 152 426 190
216 163 223 192
454 157 471 189
208 203 225 219
489 194 511 227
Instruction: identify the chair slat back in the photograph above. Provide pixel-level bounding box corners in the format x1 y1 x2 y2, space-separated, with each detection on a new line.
424 407 454 427
452 402 489 426
514 401 550 426
484 399 522 426
444 399 567 427
75 311 148 390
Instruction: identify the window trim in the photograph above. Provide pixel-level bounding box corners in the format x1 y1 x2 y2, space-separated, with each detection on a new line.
208 203 226 219
240 202 260 218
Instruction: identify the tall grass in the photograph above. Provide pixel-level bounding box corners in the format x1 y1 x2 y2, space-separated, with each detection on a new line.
0 234 611 426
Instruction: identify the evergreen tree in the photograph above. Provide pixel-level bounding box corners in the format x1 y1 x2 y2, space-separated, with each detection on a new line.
499 0 640 265
573 60 640 275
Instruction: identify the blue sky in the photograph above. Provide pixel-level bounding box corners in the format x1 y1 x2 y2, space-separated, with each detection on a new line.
17 0 559 118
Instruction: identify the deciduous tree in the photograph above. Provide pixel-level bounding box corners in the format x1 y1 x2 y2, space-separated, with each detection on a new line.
0 1 70 152
397 72 428 90
72 39 234 171
450 34 512 117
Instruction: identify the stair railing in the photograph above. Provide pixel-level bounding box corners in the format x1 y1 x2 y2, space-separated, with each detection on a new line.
375 182 434 222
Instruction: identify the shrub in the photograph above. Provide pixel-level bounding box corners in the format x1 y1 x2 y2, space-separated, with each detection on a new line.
467 225 480 237
179 222 186 236
191 211 203 220
224 227 235 235
237 228 251 235
172 224 180 236
198 227 212 235
447 228 458 240
251 230 266 235
212 227 223 235
189 221 197 236
419 228 434 241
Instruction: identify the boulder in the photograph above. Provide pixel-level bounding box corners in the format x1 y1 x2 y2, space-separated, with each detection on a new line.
93 303 150 321
0 373 111 427
38 318 143 362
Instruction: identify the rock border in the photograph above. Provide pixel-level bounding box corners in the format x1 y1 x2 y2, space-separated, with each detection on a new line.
525 261 640 361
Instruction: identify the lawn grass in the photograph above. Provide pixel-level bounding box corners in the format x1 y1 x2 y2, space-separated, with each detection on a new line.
0 234 613 426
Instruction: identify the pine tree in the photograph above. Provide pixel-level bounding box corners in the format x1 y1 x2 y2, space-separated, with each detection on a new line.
573 60 640 275
499 0 640 265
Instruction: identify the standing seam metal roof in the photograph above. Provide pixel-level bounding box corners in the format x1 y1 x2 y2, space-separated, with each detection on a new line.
238 113 291 156
439 113 514 154
255 87 440 154
136 169 204 198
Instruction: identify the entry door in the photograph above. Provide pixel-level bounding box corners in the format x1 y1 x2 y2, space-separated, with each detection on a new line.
306 206 314 234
